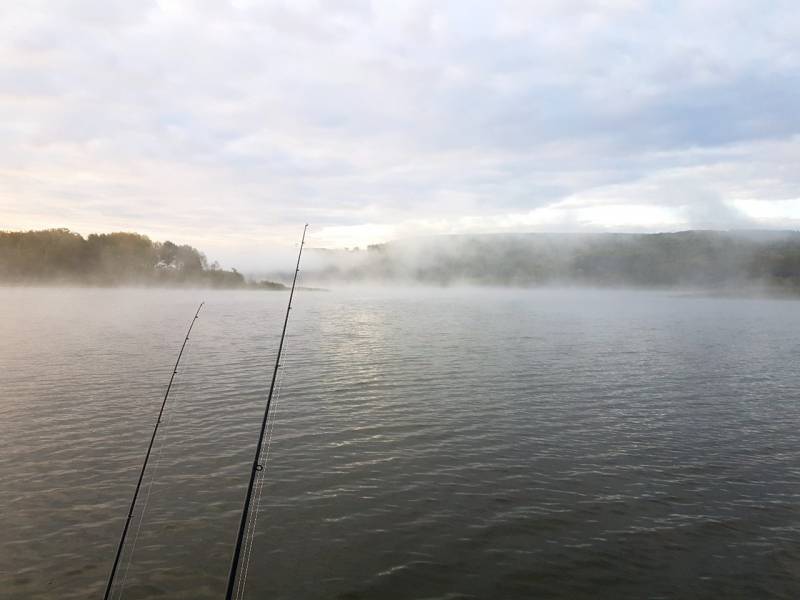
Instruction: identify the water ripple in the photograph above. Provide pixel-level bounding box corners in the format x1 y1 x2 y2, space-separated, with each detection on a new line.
1 287 799 599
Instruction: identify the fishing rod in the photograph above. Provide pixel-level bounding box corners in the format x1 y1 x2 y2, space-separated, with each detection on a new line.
225 224 308 600
103 301 205 600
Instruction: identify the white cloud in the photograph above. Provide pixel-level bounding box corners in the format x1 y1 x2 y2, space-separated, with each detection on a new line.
1 1 800 268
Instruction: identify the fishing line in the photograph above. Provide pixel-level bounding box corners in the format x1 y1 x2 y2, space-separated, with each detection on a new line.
236 332 293 600
225 225 308 600
115 324 198 600
103 302 204 600
237 360 286 600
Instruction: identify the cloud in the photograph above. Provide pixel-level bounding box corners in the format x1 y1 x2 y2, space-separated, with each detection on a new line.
1 0 799 268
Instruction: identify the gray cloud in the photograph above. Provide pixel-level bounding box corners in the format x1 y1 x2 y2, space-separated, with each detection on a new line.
1 0 800 268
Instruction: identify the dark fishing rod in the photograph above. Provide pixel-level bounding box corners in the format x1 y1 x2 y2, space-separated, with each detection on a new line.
225 224 308 600
103 301 205 600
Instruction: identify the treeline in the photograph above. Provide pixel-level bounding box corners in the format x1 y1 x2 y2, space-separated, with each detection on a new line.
313 230 800 291
0 229 250 287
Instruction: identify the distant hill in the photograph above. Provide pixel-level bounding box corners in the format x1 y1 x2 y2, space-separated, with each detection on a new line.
0 229 284 289
307 230 800 291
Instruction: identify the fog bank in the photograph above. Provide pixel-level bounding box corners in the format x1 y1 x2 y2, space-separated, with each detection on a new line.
272 231 800 293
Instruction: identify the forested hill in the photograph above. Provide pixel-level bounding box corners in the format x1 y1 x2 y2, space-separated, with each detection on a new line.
8 228 800 291
312 230 800 291
0 229 257 287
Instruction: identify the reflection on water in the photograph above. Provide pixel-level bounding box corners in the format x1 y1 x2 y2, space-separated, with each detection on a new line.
1 287 799 599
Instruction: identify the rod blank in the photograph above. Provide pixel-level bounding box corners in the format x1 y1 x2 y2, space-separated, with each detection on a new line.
102 301 205 600
225 224 308 600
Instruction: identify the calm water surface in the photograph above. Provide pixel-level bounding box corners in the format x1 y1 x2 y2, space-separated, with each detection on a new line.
1 287 799 599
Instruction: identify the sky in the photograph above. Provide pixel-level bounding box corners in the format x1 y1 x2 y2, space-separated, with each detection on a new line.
1 0 800 269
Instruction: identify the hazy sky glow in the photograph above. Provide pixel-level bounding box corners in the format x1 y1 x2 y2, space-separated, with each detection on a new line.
2 0 800 268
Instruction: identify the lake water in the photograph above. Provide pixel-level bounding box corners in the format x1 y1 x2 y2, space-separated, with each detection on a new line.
1 287 799 599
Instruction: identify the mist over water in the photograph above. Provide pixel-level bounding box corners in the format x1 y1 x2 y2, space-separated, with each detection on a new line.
2 286 799 599
287 232 800 294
